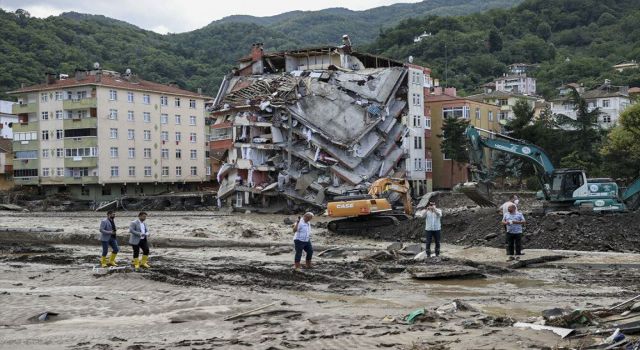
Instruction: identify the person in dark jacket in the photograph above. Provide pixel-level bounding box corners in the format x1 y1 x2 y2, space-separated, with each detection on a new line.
99 210 119 268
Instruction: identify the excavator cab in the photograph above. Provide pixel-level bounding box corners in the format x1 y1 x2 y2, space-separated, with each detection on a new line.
548 169 587 202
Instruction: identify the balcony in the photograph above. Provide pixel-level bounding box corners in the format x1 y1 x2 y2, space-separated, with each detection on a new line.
63 137 97 149
13 159 39 169
64 157 98 168
63 117 97 129
63 176 99 185
63 97 97 110
12 121 39 133
14 177 39 185
12 102 38 114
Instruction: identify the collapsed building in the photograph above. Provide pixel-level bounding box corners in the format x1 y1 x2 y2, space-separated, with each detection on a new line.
209 42 431 210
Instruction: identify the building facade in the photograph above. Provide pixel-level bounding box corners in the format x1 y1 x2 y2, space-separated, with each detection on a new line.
467 90 538 122
0 138 12 190
8 68 210 201
425 89 501 189
494 74 537 95
550 82 632 129
0 100 18 139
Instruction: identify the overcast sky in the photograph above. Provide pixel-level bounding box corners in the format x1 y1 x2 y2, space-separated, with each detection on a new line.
0 0 421 34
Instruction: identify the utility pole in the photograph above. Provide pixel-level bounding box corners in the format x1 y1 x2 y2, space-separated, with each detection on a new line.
444 42 448 88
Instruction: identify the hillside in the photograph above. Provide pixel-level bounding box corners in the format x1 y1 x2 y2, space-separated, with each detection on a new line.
0 0 521 99
365 0 640 97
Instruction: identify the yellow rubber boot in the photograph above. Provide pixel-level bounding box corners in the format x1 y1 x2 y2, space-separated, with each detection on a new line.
140 255 151 269
100 256 107 268
132 258 140 270
108 253 118 267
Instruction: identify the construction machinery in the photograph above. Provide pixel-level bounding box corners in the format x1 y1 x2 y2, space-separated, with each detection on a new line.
462 125 640 212
326 177 414 234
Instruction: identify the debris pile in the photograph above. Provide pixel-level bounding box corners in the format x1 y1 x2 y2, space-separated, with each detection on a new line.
210 44 415 210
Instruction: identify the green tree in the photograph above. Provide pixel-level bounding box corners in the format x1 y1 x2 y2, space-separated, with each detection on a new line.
536 22 551 40
438 116 469 186
601 104 640 179
488 28 503 52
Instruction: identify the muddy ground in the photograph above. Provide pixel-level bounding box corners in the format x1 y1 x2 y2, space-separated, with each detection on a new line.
1 209 640 349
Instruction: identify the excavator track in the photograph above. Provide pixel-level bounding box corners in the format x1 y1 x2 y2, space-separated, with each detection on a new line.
327 213 411 235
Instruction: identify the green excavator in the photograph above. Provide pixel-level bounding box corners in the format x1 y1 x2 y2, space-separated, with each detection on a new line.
461 125 640 212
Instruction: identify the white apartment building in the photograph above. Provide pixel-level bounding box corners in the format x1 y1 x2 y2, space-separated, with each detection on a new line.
550 82 632 129
8 68 210 200
403 63 433 196
494 74 536 95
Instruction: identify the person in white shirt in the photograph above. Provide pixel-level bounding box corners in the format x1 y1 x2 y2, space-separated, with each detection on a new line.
293 212 314 269
499 194 519 216
424 201 443 257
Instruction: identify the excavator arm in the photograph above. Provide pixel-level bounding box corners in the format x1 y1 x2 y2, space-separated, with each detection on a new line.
623 176 640 210
463 126 556 205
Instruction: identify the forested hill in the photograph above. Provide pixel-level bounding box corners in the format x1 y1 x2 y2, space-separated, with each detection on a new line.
366 0 640 98
0 0 521 99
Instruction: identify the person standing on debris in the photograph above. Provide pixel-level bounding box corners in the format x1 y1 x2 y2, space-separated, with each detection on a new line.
424 201 443 257
129 212 152 270
502 204 526 260
293 212 314 269
499 194 519 216
99 210 119 268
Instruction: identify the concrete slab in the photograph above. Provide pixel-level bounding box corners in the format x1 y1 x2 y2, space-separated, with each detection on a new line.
407 265 484 280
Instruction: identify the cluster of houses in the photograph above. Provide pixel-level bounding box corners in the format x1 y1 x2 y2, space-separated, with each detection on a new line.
1 43 637 209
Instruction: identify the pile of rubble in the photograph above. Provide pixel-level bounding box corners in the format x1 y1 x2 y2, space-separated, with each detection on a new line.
210 44 414 210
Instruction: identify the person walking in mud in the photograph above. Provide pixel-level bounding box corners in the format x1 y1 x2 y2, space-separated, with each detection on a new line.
129 212 152 270
424 201 443 258
293 212 314 270
99 210 119 268
502 204 526 261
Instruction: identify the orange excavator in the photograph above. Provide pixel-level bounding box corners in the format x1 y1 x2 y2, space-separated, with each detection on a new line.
326 177 413 234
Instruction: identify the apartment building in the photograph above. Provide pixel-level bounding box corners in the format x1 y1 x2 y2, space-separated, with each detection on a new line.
467 90 537 122
425 88 501 189
0 100 18 139
405 63 433 196
8 68 210 201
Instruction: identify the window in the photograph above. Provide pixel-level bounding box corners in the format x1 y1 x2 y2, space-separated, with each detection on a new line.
160 114 168 124
175 149 182 159
425 117 431 129
189 116 196 125
162 166 169 176
76 91 87 100
160 96 168 106
475 108 481 120
602 99 610 108
175 132 181 142
174 97 181 107
41 92 48 103
64 148 97 157
412 115 421 128
56 129 63 139
206 166 211 176
14 132 38 141
161 148 169 159
102 186 112 196
14 150 38 159
443 107 465 119
190 166 197 176
176 166 182 177
127 91 134 103
161 131 169 141
143 94 150 104
55 110 63 120
13 169 38 177
110 128 118 139
189 99 196 109
602 115 612 123
42 149 49 158
128 166 135 177
414 158 423 171
463 106 470 119
412 93 421 106
42 168 50 177
144 130 151 141
127 111 134 121
143 112 151 123
55 92 63 101
498 99 508 106
64 128 97 138
109 109 118 120
81 187 90 196
128 147 135 159
109 90 117 101
128 129 135 140
190 132 196 143
426 159 433 172
190 149 197 159
41 130 49 141
41 111 49 120
56 148 64 157
144 148 151 158
110 147 119 158
110 166 119 177
499 112 508 120
414 136 423 149
488 111 494 121
144 166 152 177
175 115 181 124
56 167 64 177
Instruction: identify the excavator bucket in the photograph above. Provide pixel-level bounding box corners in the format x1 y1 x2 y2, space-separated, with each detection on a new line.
458 182 496 208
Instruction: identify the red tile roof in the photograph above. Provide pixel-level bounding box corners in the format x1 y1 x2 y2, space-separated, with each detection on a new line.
9 73 212 99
